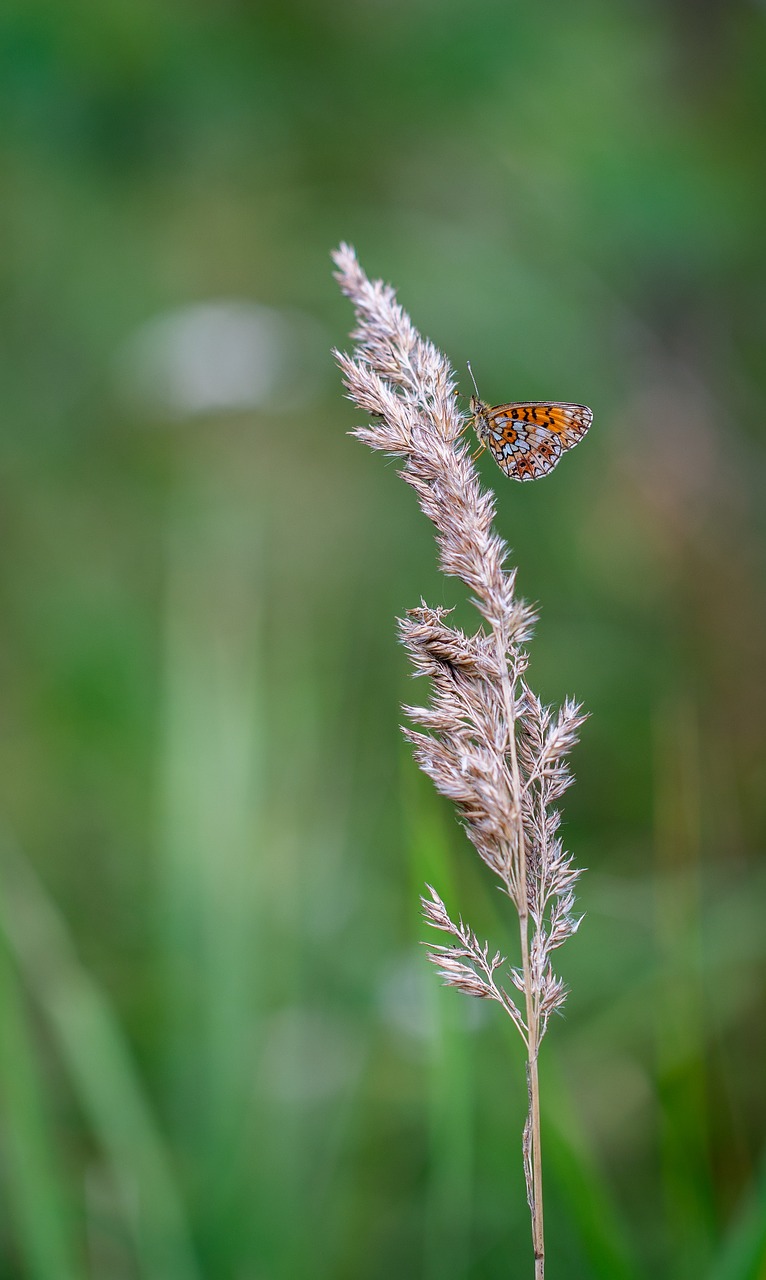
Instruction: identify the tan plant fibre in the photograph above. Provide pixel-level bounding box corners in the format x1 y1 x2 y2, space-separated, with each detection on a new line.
333 243 586 1279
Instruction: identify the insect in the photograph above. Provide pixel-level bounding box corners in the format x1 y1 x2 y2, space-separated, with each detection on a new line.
467 362 592 482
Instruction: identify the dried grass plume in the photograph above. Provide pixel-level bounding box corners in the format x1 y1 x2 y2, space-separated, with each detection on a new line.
333 243 587 1280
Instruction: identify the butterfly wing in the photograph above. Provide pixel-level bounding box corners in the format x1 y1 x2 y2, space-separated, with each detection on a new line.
484 402 592 481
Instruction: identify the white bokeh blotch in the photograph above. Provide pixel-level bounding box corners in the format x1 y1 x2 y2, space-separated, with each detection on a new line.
115 300 325 419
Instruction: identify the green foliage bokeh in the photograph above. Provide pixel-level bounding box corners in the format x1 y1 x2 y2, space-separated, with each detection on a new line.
0 2 765 1278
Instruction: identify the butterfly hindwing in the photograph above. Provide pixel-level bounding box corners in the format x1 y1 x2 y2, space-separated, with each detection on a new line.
486 414 562 481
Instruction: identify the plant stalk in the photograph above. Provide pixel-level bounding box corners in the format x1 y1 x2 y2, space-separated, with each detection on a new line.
495 631 545 1278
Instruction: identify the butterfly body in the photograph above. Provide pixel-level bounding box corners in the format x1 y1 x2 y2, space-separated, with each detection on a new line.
470 393 592 482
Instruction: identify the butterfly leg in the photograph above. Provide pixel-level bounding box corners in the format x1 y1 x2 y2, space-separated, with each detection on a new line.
471 440 486 461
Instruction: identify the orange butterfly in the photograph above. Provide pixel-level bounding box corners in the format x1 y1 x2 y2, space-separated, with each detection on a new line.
467 363 592 482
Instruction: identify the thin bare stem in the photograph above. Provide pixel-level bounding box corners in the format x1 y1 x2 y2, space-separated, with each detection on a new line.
495 631 545 1274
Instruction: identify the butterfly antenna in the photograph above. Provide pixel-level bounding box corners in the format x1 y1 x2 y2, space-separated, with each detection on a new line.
466 360 480 398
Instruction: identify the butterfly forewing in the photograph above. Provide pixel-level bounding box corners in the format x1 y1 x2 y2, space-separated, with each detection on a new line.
475 399 592 482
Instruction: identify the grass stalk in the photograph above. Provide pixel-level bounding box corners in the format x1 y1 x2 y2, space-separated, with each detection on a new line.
334 244 587 1276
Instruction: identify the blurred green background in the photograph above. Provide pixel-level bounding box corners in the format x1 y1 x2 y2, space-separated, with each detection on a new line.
1 2 765 1277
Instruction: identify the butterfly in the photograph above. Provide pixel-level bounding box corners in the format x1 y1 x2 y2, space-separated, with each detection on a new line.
467 363 592 482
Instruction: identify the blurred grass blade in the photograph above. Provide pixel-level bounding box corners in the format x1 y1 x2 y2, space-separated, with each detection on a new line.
156 483 266 1267
541 1056 643 1280
653 700 716 1272
708 1147 766 1280
0 842 200 1280
0 931 81 1280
